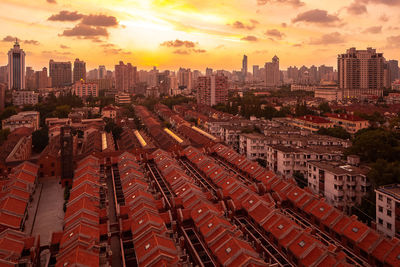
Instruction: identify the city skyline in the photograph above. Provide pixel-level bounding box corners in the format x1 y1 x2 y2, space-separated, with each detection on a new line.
1 0 400 70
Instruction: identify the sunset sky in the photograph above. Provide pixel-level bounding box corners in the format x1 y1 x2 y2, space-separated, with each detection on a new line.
1 0 399 71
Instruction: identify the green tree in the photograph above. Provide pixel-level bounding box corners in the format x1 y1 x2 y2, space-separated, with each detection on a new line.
317 126 351 140
0 129 10 146
55 105 71 118
0 106 17 121
32 127 49 153
318 102 331 114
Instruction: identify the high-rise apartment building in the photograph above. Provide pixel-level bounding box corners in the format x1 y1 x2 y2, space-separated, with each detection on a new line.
338 47 384 98
49 60 72 87
388 60 399 82
206 68 213 77
253 65 259 81
73 80 98 98
98 65 106 79
0 66 8 84
197 74 228 106
115 61 137 92
265 55 280 87
73 58 86 82
35 67 51 89
25 67 35 89
8 40 26 90
177 68 193 92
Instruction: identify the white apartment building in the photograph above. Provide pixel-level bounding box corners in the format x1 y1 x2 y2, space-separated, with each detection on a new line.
2 111 40 132
12 90 39 106
307 158 370 214
375 184 400 238
239 133 268 161
266 144 343 178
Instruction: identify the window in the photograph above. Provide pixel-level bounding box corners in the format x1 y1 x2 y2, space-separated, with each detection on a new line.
388 198 392 205
387 210 392 217
387 223 392 230
378 194 383 201
378 218 383 225
378 206 383 213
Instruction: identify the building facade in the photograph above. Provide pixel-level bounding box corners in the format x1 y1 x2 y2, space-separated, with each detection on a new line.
197 74 228 106
73 58 86 82
338 47 384 98
12 90 39 106
375 184 400 238
49 60 72 87
2 111 40 132
73 80 98 98
8 40 25 90
265 55 280 87
115 61 137 92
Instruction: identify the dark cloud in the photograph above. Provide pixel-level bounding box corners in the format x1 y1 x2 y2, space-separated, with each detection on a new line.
160 39 196 48
173 49 190 55
81 14 119 27
48 10 83 21
257 0 305 7
292 9 341 26
367 0 400 6
241 35 258 42
47 0 57 3
60 24 108 38
231 20 258 30
24 40 40 45
193 49 206 53
265 29 285 39
347 2 367 15
2 35 17 42
309 32 346 45
60 44 70 49
363 26 382 33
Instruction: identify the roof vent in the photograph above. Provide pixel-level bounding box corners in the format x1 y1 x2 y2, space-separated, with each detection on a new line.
63 262 69 267
182 188 186 191
352 227 359 233
226 247 232 254
208 223 213 228
132 195 136 199
174 176 177 180
126 172 129 175
299 241 306 247
198 209 202 213
145 244 150 250
226 181 230 185
278 224 284 230
69 232 74 237
249 200 254 204
319 207 325 212
294 192 298 196
138 219 143 225
128 183 132 186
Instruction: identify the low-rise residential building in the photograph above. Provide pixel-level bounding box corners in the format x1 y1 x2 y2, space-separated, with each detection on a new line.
12 90 39 106
37 136 61 178
288 115 334 132
2 111 40 132
307 157 370 214
101 105 117 120
266 144 343 177
325 113 369 134
115 92 131 105
375 184 400 238
239 133 268 161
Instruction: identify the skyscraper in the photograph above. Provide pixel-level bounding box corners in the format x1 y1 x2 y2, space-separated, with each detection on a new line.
242 55 248 82
98 65 106 79
197 74 228 106
177 68 193 92
115 61 137 92
73 58 86 82
49 60 72 87
338 47 384 98
206 68 213 77
265 55 280 87
8 39 26 90
388 60 399 82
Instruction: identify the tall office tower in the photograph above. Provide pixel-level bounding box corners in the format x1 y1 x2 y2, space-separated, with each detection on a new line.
25 67 35 89
35 67 50 89
49 60 72 87
206 68 213 77
73 58 86 82
177 68 193 91
8 40 26 90
197 74 228 106
98 65 106 79
157 71 170 95
265 55 280 87
115 61 137 92
242 55 248 82
388 60 399 82
338 47 384 98
253 65 259 81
